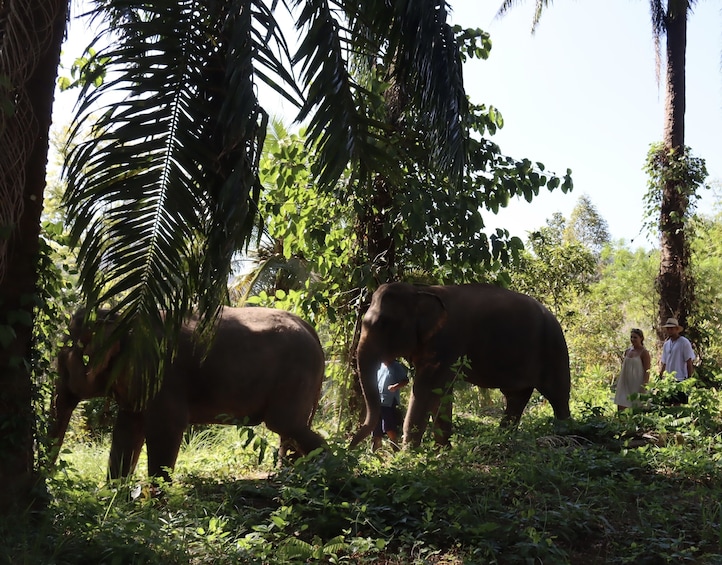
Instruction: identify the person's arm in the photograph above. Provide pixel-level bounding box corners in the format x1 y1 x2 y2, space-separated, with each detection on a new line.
685 340 695 377
388 371 409 391
659 341 667 378
387 363 409 391
641 350 651 387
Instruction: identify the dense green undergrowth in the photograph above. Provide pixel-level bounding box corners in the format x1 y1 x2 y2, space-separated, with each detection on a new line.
3 382 722 565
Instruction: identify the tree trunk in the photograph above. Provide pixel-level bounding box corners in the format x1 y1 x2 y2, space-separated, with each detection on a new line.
349 78 407 427
0 0 68 515
656 2 690 332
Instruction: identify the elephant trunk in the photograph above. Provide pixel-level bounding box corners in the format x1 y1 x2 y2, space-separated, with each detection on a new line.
47 347 87 466
349 341 383 448
48 388 80 465
48 354 82 466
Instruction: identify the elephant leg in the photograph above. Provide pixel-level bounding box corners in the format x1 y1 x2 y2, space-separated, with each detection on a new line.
278 437 294 462
538 384 571 420
403 391 433 447
108 410 145 480
293 428 326 456
431 392 453 447
267 416 325 460
144 422 185 484
500 387 534 427
143 402 188 483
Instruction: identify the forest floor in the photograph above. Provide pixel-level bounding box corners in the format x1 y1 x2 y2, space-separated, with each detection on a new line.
3 390 722 564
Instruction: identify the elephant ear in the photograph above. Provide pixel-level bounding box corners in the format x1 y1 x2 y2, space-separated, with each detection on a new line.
415 291 447 345
62 346 92 398
79 311 122 394
86 339 121 386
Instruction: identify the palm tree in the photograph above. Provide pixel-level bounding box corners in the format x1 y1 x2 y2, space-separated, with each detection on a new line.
1 0 474 512
496 0 701 332
61 0 471 378
0 0 69 514
652 0 695 333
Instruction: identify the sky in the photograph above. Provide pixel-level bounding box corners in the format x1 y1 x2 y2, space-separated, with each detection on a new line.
53 1 722 248
449 1 722 248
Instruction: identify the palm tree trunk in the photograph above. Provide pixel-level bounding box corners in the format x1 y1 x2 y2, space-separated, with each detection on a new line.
656 2 691 330
0 0 68 514
662 2 686 149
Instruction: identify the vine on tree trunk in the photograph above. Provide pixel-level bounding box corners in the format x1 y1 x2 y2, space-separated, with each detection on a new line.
643 142 707 342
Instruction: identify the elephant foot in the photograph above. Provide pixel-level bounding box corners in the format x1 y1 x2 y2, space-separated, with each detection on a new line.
499 414 522 429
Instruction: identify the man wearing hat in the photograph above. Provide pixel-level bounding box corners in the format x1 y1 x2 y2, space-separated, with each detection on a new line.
659 317 695 404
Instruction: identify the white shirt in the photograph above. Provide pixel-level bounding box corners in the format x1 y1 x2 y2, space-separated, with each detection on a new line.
376 362 408 407
661 336 694 381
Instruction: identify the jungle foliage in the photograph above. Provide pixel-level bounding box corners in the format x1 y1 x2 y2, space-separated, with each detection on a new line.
4 378 722 564
5 1 720 558
8 186 722 564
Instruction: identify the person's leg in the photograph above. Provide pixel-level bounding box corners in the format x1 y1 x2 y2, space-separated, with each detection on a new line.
386 429 400 451
372 414 384 451
384 406 401 451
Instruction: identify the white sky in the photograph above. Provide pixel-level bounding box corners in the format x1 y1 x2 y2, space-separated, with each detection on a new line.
53 1 722 248
451 1 722 247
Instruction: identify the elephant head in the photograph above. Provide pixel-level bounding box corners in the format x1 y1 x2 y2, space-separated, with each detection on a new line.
49 310 121 463
349 283 446 447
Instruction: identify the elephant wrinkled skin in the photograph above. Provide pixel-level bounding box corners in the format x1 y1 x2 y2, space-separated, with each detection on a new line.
350 283 571 448
50 307 326 481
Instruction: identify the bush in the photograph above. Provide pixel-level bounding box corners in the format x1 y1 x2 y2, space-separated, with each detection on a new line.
7 371 722 564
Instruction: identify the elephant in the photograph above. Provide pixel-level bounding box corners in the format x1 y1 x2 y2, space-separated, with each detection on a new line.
349 282 571 448
50 306 326 482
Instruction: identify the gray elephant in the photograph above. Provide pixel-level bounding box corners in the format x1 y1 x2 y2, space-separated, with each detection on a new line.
50 306 326 481
350 283 571 448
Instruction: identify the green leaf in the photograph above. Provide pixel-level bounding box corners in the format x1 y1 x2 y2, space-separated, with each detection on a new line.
0 325 16 348
6 309 32 326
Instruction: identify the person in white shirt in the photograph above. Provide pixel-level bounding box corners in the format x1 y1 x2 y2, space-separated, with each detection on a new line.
614 328 651 411
659 317 695 404
372 360 409 451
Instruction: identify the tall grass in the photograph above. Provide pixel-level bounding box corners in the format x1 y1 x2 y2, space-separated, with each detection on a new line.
3 371 721 564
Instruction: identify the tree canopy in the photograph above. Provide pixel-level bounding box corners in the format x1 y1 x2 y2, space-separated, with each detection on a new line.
59 1 490 388
61 0 572 396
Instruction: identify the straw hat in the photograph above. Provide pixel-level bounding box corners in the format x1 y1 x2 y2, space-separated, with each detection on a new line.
662 317 683 330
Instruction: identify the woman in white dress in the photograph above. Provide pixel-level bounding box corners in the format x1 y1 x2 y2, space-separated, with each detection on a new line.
614 328 651 411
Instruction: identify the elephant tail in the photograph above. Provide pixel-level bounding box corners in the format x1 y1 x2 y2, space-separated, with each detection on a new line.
307 368 323 429
47 367 81 467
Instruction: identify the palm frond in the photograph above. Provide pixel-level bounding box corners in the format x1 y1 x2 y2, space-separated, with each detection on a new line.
384 0 469 177
291 0 472 188
291 0 388 189
63 0 289 397
494 0 555 34
495 0 521 19
649 0 666 85
230 253 310 305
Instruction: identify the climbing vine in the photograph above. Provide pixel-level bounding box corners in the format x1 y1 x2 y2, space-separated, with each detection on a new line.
642 142 707 236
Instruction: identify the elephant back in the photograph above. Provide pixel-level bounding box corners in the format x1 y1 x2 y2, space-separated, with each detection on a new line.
175 306 325 426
